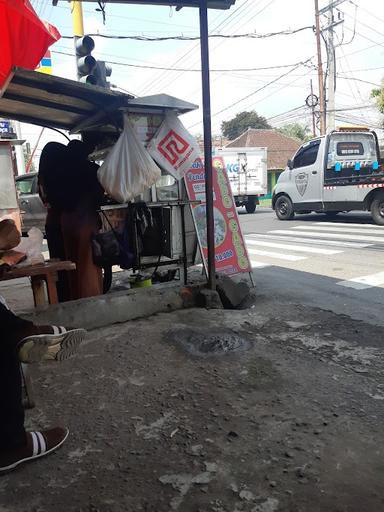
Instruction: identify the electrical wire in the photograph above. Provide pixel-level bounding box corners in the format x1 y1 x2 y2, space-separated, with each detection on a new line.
60 25 313 41
138 0 256 95
349 1 384 26
51 49 315 73
338 3 357 45
187 58 312 129
158 0 280 101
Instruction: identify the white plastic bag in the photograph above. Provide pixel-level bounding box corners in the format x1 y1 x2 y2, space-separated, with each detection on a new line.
147 112 201 180
97 115 161 203
14 227 44 266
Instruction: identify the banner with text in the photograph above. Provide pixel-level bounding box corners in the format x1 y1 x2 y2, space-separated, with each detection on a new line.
184 156 251 276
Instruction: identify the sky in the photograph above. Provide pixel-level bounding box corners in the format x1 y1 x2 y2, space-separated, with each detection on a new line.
21 0 384 162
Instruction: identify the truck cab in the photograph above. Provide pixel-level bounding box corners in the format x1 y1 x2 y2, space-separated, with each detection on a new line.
272 128 384 224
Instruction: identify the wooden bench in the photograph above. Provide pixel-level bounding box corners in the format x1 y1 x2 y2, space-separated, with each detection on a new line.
0 260 76 306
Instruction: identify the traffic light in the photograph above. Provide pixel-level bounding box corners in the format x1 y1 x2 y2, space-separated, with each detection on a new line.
75 35 97 85
94 61 112 89
75 36 112 88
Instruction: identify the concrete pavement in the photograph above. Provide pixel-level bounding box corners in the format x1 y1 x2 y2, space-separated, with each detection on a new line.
1 295 383 512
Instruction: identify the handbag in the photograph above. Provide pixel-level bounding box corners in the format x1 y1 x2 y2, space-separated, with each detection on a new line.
92 211 135 269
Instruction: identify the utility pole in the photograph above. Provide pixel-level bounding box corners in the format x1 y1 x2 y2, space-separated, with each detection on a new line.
310 80 316 137
314 0 326 135
323 1 345 131
327 13 336 131
317 0 345 133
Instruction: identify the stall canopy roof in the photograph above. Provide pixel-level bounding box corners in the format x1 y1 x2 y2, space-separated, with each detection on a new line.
56 1 235 9
0 68 198 133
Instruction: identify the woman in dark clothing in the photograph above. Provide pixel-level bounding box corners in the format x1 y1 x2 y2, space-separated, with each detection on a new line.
38 142 70 302
38 140 104 301
60 140 104 300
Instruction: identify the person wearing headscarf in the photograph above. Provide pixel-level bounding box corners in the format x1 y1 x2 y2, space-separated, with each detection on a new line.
38 142 70 301
59 140 104 299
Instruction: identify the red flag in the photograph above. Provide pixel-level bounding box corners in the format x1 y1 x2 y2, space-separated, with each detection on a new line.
0 0 60 91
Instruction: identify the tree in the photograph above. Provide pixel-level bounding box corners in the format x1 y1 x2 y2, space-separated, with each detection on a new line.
278 123 311 142
372 81 384 122
221 111 271 140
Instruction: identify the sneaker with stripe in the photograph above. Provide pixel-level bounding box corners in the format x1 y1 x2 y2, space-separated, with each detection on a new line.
0 427 69 474
18 327 87 363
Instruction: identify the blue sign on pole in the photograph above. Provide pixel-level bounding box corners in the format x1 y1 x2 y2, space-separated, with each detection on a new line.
0 121 11 133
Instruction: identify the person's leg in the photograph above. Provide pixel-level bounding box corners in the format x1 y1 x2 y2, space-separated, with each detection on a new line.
0 331 26 452
0 302 84 474
0 297 86 363
61 209 102 300
0 298 33 335
45 208 70 302
0 342 69 475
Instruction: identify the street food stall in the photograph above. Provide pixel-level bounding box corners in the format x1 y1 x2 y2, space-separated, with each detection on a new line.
0 67 201 295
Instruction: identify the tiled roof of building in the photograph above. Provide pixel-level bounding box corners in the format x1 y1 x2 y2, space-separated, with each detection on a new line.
225 128 301 170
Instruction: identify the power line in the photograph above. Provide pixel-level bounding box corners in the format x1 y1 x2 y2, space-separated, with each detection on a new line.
52 49 313 73
188 59 312 129
342 24 384 49
138 0 255 95
349 1 384 26
60 25 312 41
268 105 306 121
337 75 381 87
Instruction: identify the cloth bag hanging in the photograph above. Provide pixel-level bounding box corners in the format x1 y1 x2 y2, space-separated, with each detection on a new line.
97 115 161 203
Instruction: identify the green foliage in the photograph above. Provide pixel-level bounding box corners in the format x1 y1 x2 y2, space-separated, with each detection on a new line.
372 81 384 116
221 111 271 140
278 123 311 142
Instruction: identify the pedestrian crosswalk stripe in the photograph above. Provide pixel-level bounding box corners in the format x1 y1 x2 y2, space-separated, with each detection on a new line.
245 238 341 255
270 229 384 244
294 225 384 236
250 260 270 269
247 248 306 261
248 233 369 248
337 271 384 290
316 222 384 230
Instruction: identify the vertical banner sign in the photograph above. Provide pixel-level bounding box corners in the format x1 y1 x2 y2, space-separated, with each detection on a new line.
184 156 252 276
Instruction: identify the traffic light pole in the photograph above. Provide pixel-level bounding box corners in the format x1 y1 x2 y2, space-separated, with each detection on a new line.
71 0 84 79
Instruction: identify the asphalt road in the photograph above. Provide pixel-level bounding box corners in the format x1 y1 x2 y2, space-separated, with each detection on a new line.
239 206 384 326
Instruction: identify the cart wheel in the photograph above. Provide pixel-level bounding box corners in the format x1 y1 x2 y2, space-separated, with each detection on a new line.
103 265 113 294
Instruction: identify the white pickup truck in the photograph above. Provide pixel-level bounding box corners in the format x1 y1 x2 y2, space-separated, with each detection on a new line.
217 147 268 213
272 127 384 224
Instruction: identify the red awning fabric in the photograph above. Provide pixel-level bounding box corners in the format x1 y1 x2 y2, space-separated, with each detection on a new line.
0 0 60 92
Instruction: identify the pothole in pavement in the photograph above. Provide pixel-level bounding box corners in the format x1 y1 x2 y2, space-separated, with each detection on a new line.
166 328 251 357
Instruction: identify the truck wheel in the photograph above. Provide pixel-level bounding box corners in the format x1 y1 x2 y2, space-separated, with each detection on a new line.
275 195 294 220
371 195 384 225
245 198 257 214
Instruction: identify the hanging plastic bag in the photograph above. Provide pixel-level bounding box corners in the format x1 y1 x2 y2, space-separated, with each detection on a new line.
97 115 161 203
147 112 201 180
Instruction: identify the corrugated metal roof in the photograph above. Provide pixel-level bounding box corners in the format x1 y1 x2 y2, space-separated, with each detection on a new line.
0 68 197 133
